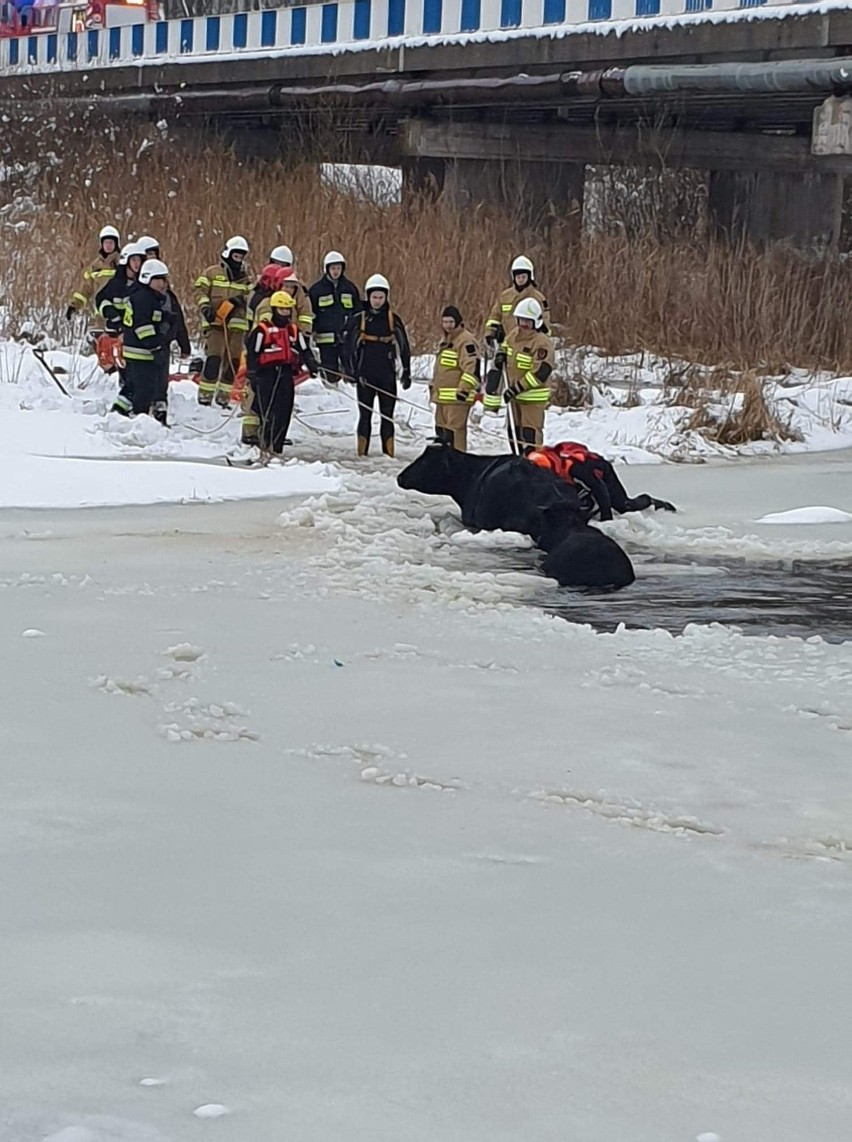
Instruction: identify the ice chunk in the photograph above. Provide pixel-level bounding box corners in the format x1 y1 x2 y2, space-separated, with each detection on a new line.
756 506 852 525
192 1104 229 1118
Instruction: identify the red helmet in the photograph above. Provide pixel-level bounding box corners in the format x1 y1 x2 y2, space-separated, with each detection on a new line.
258 263 290 292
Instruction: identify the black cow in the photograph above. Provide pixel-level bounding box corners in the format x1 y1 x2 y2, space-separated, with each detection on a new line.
397 445 635 589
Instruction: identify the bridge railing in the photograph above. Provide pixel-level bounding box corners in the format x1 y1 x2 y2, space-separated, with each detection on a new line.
0 0 812 77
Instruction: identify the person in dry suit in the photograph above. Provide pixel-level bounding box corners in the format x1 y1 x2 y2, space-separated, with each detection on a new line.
527 441 676 519
244 290 319 455
341 273 411 458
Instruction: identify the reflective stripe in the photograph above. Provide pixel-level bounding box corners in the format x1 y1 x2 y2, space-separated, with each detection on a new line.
516 352 534 369
483 394 502 409
485 318 502 329
317 295 334 307
298 315 313 328
524 371 544 389
438 351 458 367
314 332 336 345
198 380 218 394
194 276 211 288
459 372 478 388
437 387 459 401
72 292 87 306
135 324 156 339
501 303 513 312
113 394 133 413
196 295 211 306
341 295 354 308
123 348 154 361
227 319 249 332
515 389 549 402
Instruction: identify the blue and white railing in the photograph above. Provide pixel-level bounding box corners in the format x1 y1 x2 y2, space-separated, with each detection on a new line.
0 0 825 77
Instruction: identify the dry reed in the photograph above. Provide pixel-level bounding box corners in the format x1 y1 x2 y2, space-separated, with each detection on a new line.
2 115 852 379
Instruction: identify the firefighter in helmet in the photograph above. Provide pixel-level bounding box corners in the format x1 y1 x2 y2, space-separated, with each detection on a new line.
66 225 121 327
307 250 362 384
341 273 411 458
245 290 319 455
483 255 550 413
194 235 252 407
489 296 553 451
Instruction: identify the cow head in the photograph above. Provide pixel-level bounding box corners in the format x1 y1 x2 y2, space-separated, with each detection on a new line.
397 442 458 495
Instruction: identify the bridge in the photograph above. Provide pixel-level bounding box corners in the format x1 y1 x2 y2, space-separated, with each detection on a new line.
3 0 852 246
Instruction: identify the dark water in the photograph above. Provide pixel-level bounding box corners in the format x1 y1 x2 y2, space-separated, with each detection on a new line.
432 529 852 642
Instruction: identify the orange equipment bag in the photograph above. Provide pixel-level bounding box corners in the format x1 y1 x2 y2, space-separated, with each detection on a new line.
96 333 124 373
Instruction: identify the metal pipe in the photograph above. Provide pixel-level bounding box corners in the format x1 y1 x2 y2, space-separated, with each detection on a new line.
608 59 852 98
62 71 571 115
43 58 852 115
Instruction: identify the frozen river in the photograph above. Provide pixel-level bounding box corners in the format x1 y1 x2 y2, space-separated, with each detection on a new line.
1 448 851 1142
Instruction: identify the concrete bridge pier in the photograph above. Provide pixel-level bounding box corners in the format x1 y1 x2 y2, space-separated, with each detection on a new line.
402 154 584 229
707 169 844 252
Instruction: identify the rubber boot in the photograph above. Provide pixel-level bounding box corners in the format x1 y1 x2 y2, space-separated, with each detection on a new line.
357 435 369 457
382 436 395 458
151 401 168 427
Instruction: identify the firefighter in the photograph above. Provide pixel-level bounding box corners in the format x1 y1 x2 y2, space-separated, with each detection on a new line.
482 256 550 414
96 241 145 335
65 225 121 325
253 244 313 333
341 273 411 458
114 258 174 425
489 297 553 451
307 251 361 384
527 442 677 520
245 290 319 456
194 236 252 407
135 236 191 361
430 305 479 452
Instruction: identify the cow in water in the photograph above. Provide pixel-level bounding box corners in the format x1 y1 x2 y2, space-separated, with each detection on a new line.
397 444 635 589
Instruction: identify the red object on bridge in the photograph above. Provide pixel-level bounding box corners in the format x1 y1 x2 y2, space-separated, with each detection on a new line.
1 0 157 37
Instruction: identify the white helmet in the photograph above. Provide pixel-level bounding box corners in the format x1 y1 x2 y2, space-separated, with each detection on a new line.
323 250 345 271
118 241 146 266
99 225 120 243
139 258 169 285
222 235 250 259
270 244 293 265
365 273 390 294
511 255 534 278
137 235 160 254
513 297 543 327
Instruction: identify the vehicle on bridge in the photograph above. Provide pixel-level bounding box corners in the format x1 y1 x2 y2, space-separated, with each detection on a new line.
0 0 158 37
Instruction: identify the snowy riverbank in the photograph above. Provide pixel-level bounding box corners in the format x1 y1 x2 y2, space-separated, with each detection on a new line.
2 339 852 1141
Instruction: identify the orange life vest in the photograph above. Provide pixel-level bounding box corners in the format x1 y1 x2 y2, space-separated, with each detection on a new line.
527 441 601 483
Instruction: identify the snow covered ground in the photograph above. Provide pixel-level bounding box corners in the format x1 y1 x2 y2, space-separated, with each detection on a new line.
2 340 852 1141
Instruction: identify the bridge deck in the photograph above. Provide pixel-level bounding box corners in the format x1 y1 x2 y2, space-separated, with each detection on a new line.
1 0 850 88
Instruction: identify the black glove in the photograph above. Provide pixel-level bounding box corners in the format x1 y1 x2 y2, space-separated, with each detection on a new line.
455 390 469 402
484 332 496 350
229 294 246 311
493 352 507 371
189 357 204 373
201 306 216 325
65 305 77 321
503 385 522 403
494 324 506 345
401 372 412 390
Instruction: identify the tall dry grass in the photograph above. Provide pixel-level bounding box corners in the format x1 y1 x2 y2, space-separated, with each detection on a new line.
2 115 852 372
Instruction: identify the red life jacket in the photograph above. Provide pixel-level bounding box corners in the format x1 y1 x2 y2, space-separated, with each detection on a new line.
529 441 601 483
257 321 297 368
